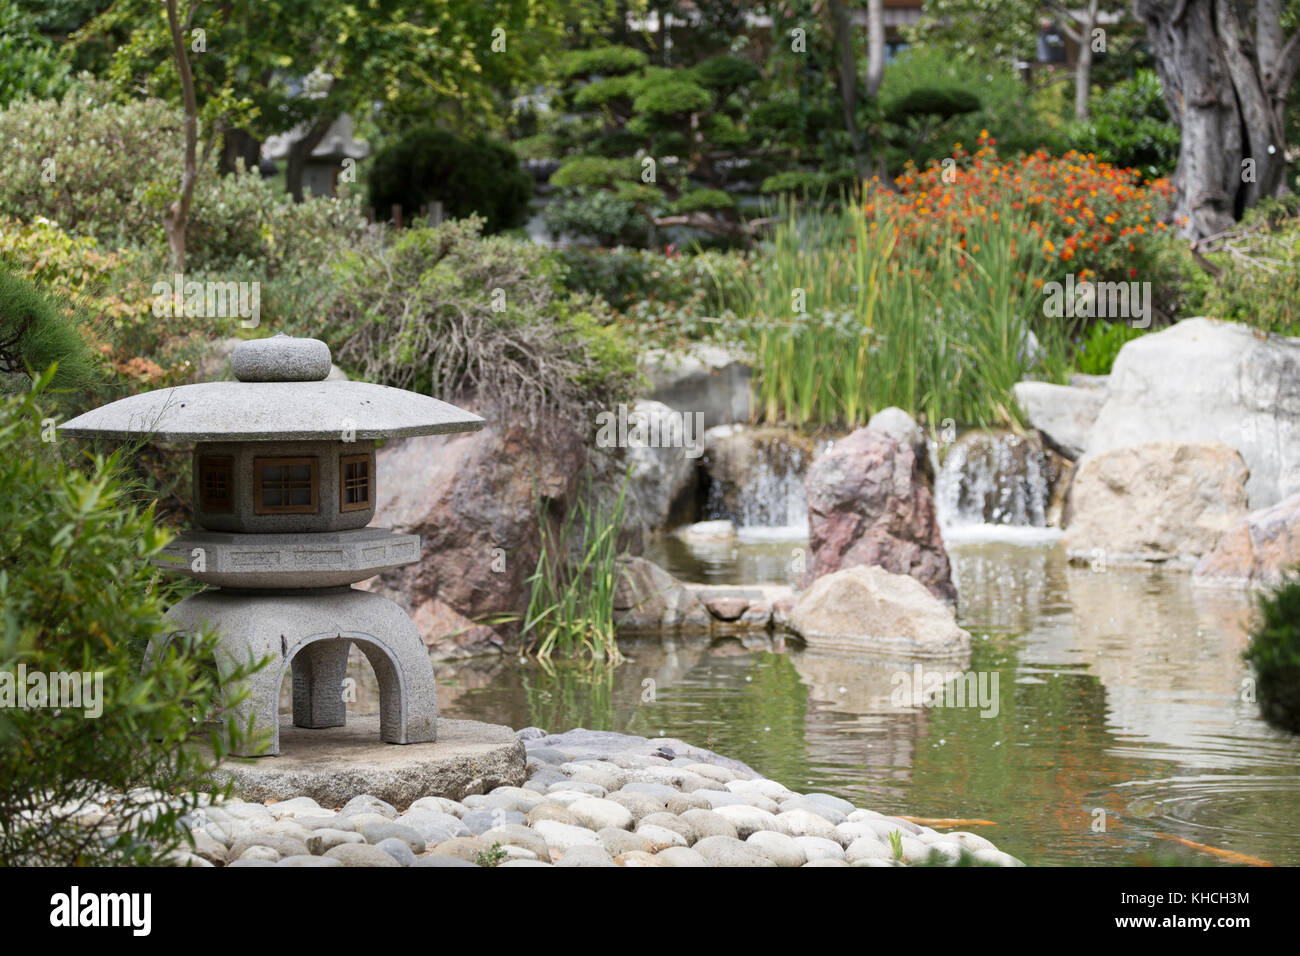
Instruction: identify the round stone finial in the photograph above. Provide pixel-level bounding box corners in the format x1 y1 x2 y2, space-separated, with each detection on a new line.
231 334 332 382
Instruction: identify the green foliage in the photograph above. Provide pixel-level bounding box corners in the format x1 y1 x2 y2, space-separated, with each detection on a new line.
0 0 71 107
0 266 103 396
572 74 637 109
691 55 762 91
475 841 509 866
550 156 635 190
722 197 1069 429
523 468 630 663
1244 572 1300 734
0 375 260 865
543 190 652 247
884 86 982 126
0 82 368 275
0 79 180 246
880 48 1066 168
1195 200 1300 336
322 217 638 425
670 189 735 214
1074 320 1146 375
631 73 713 118
1066 70 1179 178
368 125 532 234
558 45 648 79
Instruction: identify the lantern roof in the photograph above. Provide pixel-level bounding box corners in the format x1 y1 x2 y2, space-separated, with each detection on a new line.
58 335 484 442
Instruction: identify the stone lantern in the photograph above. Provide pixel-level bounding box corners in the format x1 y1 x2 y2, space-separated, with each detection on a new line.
59 335 484 756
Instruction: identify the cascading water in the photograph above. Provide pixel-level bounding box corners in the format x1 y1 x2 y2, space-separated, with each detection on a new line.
934 430 1064 540
704 438 812 529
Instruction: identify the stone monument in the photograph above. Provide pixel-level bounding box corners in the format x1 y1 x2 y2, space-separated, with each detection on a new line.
59 334 483 756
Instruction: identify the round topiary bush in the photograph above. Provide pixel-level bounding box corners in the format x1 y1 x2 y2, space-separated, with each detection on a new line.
1244 571 1300 733
368 125 532 233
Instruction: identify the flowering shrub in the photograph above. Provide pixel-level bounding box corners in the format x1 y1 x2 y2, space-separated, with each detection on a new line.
871 130 1174 291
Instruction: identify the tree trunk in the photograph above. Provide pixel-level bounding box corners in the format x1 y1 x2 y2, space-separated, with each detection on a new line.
866 0 885 98
827 0 864 177
285 116 334 202
1136 0 1300 239
1073 3 1095 120
220 128 262 175
162 0 199 272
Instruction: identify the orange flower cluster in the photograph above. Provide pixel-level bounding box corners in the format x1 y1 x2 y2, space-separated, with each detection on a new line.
866 130 1174 284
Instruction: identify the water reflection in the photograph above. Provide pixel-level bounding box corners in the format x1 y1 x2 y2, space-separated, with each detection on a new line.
282 538 1300 866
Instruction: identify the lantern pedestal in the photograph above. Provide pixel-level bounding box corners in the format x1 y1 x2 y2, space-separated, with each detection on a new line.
154 586 437 757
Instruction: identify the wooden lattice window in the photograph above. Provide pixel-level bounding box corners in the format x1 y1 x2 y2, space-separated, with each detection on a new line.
197 455 234 513
339 454 372 512
254 457 318 514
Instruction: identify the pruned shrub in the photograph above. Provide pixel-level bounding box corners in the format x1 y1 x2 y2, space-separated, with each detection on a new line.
367 125 532 234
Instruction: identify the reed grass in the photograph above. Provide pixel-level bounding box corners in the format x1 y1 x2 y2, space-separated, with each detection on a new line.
521 467 630 663
719 197 1074 430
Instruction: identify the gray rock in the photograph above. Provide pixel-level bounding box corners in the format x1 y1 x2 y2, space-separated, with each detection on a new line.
398 810 468 841
679 809 738 841
481 824 550 859
341 795 398 820
619 782 680 802
553 845 617 868
1063 441 1250 566
230 335 332 383
1013 382 1105 460
634 824 688 851
531 820 600 853
374 837 419 866
605 790 668 823
614 557 712 634
323 844 401 867
746 830 806 867
794 835 846 861
641 344 752 433
638 812 696 845
427 837 491 862
306 829 364 855
622 399 701 533
788 565 971 658
229 835 308 861
597 828 654 857
710 805 784 839
802 857 850 867
777 809 841 842
413 855 479 868
1085 317 1300 509
655 846 709 867
566 797 634 832
461 809 526 834
359 821 426 853
276 854 343 867
692 835 778 867
777 798 847 825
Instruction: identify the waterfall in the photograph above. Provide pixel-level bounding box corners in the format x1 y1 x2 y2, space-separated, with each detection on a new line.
702 427 826 532
935 430 1059 534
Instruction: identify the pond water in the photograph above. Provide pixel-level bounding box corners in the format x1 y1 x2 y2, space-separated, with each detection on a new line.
324 534 1300 866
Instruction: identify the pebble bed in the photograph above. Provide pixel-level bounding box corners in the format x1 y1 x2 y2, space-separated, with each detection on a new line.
168 728 1022 868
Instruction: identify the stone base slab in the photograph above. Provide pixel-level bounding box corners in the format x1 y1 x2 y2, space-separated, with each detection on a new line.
210 716 525 808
